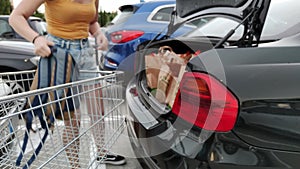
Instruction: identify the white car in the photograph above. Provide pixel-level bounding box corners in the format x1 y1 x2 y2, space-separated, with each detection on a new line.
0 78 26 160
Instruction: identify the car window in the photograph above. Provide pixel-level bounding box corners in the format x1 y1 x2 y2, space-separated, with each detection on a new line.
184 17 244 41
184 0 300 41
261 0 300 39
151 6 174 22
30 20 47 35
148 5 175 23
0 19 13 38
110 6 136 26
177 0 248 17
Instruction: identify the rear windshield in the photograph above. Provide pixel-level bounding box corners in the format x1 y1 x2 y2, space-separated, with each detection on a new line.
260 0 300 39
184 0 300 41
109 5 138 26
0 19 13 37
30 20 47 36
177 0 248 17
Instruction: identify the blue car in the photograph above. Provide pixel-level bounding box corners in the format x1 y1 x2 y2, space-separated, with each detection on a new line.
100 0 194 70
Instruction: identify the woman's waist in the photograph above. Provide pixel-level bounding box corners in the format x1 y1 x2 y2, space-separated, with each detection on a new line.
47 23 89 39
47 33 90 49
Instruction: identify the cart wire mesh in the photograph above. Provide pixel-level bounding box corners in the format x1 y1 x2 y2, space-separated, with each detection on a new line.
0 70 125 169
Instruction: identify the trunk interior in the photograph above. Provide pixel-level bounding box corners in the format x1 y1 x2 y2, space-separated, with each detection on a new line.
135 37 218 115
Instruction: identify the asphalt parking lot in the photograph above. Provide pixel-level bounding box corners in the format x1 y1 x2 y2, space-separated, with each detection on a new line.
105 99 142 169
106 126 142 169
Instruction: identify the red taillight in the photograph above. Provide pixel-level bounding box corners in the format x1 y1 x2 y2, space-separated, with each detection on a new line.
110 30 144 43
172 72 239 132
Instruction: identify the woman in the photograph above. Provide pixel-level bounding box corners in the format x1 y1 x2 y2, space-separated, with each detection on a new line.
9 0 126 167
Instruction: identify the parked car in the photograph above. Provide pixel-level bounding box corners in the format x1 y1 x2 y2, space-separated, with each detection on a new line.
0 40 38 72
100 0 196 70
0 78 26 161
0 15 45 73
126 0 300 169
0 15 47 41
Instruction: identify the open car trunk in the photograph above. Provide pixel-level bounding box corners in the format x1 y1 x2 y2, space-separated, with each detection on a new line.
135 37 218 116
133 0 271 119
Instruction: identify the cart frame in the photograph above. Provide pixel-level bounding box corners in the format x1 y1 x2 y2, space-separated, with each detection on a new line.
0 70 125 169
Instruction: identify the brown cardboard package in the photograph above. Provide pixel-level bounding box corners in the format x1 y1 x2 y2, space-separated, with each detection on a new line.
145 46 194 106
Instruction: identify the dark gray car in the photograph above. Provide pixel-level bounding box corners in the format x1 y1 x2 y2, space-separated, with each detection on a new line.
126 0 300 168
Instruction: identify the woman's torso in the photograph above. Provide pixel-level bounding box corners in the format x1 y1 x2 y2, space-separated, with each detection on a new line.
45 0 96 40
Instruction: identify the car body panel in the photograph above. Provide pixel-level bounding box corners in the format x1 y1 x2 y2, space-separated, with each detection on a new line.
188 38 300 152
0 41 36 72
208 133 300 168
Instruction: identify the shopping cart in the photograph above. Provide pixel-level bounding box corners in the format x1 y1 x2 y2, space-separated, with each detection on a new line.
0 70 126 169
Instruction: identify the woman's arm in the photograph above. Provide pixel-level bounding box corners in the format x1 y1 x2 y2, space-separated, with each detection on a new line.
89 0 108 51
9 0 54 57
9 0 43 42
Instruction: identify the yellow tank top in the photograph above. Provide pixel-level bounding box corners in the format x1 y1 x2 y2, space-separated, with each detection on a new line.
45 0 96 39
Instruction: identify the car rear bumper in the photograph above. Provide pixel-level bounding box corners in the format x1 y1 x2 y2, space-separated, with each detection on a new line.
101 51 119 70
126 80 208 168
126 107 191 169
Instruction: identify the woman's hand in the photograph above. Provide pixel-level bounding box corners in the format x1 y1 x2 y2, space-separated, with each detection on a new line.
94 30 108 51
33 36 55 57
